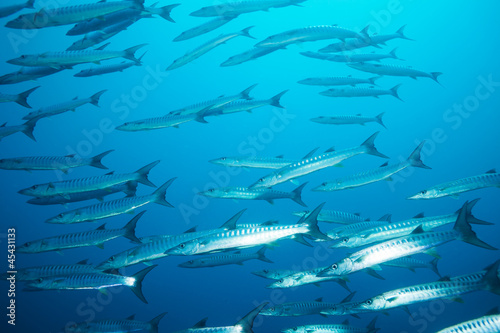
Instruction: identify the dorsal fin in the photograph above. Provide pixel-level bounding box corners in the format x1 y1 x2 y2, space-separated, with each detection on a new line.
302 147 319 159
235 303 268 330
220 209 246 230
379 162 389 167
65 154 75 158
377 214 391 222
354 213 361 216
1 123 6 127
341 291 356 303
438 276 451 282
105 171 114 175
76 259 89 265
95 42 110 51
486 169 496 174
126 314 135 320
192 318 208 328
486 307 500 316
315 297 323 302
72 96 78 100
342 319 350 325
183 226 197 233
324 146 335 153
410 225 425 234
275 155 284 158
96 224 106 230
413 212 425 218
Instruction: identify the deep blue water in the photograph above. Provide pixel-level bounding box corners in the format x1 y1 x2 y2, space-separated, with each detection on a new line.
1 0 500 332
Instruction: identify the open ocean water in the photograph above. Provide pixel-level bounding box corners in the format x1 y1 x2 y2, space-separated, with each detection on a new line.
1 0 500 332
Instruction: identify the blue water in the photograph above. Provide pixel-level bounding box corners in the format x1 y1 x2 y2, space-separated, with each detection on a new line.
1 0 500 332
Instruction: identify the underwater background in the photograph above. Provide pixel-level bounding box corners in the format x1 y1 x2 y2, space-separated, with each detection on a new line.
1 0 500 332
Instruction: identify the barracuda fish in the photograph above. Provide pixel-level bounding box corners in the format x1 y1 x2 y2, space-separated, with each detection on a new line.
249 132 387 188
179 247 273 268
45 178 175 224
322 216 391 241
0 86 39 108
190 0 307 17
319 25 412 53
408 169 500 200
0 118 38 142
0 150 112 173
236 220 278 228
347 62 442 83
292 209 367 224
0 66 65 85
252 269 297 280
352 260 500 313
310 113 386 128
5 0 145 29
317 202 497 278
167 27 255 70
435 310 500 333
18 212 143 253
260 297 334 317
319 294 366 318
173 303 267 333
283 317 379 333
265 265 350 290
0 259 100 281
97 210 244 269
116 107 209 132
67 20 134 51
27 181 137 206
23 90 106 121
381 257 441 277
297 76 381 87
220 46 282 66
67 313 167 333
313 142 429 191
320 85 402 100
24 265 157 304
7 44 146 69
0 0 34 18
66 4 179 36
301 48 400 63
18 160 159 197
206 90 287 116
166 203 330 256
174 16 236 42
74 58 143 77
199 183 308 206
210 146 317 170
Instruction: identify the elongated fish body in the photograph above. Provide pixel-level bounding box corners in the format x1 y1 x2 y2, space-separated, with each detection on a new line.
27 181 137 206
190 0 306 17
348 62 442 83
116 111 207 132
18 160 159 197
207 90 287 116
74 61 139 77
5 261 101 281
250 132 387 188
0 67 64 85
179 247 272 268
436 314 500 333
7 44 146 68
320 85 402 100
23 90 106 121
69 313 167 333
260 298 331 316
323 220 390 241
310 113 385 128
0 119 37 142
298 76 380 87
210 156 298 169
167 28 255 70
45 179 175 224
67 20 134 51
319 300 367 317
0 86 39 108
283 323 374 333
301 49 398 62
174 16 236 42
292 209 366 224
408 169 500 199
18 213 142 253
381 257 440 276
266 266 347 289
5 0 144 29
252 269 296 280
221 46 282 66
0 0 34 18
0 150 112 173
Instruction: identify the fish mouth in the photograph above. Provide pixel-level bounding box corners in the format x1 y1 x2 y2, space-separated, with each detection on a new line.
406 195 418 200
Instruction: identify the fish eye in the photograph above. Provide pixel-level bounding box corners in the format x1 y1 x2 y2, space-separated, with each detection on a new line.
420 190 426 195
37 278 43 283
109 256 115 261
258 178 264 182
293 328 297 332
321 182 327 186
342 238 349 243
25 242 31 247
366 299 373 305
179 243 185 249
188 260 193 264
209 189 214 192
32 185 38 189
332 264 338 269
21 55 26 58
279 279 283 283
263 269 268 273
221 157 226 160
58 214 63 218
270 307 275 311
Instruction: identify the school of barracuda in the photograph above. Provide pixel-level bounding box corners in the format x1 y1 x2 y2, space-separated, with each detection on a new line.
0 0 498 332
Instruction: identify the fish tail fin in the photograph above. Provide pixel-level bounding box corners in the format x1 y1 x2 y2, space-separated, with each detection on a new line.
152 178 176 207
390 84 403 101
334 277 351 292
156 4 179 23
465 199 493 225
453 201 497 250
136 51 147 65
368 76 382 86
268 90 288 108
133 0 145 9
123 211 145 243
407 141 431 169
89 89 107 106
481 260 500 295
194 106 210 124
22 118 38 141
291 182 308 207
375 112 386 129
16 86 39 108
89 150 114 169
123 44 148 63
303 203 330 241
130 265 157 304
134 161 160 187
235 303 268 333
149 312 167 333
390 47 401 60
367 316 380 333
396 25 414 41
431 72 443 84
124 181 138 197
430 257 441 277
240 83 257 100
240 26 256 39
359 25 371 43
361 132 388 159
26 0 35 8
257 247 273 263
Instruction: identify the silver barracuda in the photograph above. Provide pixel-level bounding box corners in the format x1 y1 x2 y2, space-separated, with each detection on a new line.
313 142 429 191
292 209 367 224
67 20 135 51
45 178 175 224
298 76 381 87
199 183 308 206
190 0 307 17
67 313 167 333
408 169 500 199
310 113 386 128
0 259 100 281
320 85 402 100
283 317 379 333
261 297 336 317
165 203 330 256
179 247 273 268
381 257 441 277
220 46 282 66
74 58 143 77
236 220 278 229
174 16 236 42
255 25 370 49
319 294 366 318
23 90 106 121
0 0 34 18
0 67 65 85
249 132 387 188
0 119 38 142
252 268 297 280
206 90 287 116
435 311 500 333
300 48 400 62
167 27 255 70
0 149 112 173
24 265 157 304
317 202 497 278
265 265 350 290
5 0 145 29
18 212 143 253
173 303 267 333
0 86 39 108
7 44 146 69
347 62 442 83
321 215 391 241
18 160 159 197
